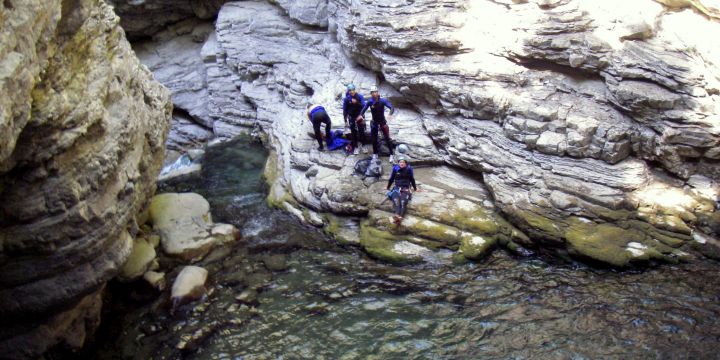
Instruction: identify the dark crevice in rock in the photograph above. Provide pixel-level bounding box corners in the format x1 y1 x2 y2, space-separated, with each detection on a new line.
175 107 212 131
511 57 606 82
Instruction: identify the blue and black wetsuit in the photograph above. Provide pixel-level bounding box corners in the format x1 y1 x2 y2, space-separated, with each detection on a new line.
387 165 417 191
386 164 417 217
342 92 366 148
308 105 332 149
361 97 395 155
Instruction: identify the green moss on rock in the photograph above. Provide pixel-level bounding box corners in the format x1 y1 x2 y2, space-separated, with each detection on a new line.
359 221 422 264
514 209 565 240
564 220 635 267
323 214 358 245
622 220 690 248
459 234 497 260
563 217 671 267
439 207 499 235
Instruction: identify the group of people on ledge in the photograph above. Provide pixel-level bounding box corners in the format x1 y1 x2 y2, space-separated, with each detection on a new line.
306 84 419 224
307 84 396 163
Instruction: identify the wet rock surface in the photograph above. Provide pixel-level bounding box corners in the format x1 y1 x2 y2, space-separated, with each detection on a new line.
130 0 720 267
0 0 172 357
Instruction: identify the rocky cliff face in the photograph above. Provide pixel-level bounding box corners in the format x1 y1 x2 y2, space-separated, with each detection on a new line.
134 0 718 266
0 0 171 357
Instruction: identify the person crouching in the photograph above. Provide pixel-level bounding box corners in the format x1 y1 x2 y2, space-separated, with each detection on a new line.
386 156 418 224
306 104 332 151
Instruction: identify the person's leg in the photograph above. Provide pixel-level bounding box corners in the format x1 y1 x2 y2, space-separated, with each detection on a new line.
349 121 358 148
312 118 324 149
357 118 366 144
371 121 379 154
399 190 410 217
381 122 393 155
322 113 332 145
391 191 401 217
357 118 367 153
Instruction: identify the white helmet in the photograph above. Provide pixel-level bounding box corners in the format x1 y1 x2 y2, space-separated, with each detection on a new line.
397 144 409 154
370 86 379 93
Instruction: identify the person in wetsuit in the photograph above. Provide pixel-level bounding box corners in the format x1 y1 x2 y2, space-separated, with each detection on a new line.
386 156 418 224
360 86 396 164
342 84 367 155
306 104 332 151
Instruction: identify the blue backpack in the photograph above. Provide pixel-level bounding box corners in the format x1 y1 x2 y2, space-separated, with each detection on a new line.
327 130 349 151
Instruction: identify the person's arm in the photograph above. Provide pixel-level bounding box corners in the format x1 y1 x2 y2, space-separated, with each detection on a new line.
356 94 367 121
360 99 372 117
387 167 397 190
382 98 395 115
409 168 417 191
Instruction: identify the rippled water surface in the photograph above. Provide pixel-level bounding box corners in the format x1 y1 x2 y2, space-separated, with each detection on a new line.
88 137 720 359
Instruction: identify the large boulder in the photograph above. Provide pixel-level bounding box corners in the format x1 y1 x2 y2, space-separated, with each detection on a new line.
149 193 240 261
0 0 172 357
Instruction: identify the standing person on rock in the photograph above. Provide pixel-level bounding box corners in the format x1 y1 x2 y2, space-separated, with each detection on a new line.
342 84 367 155
386 156 418 225
361 86 396 164
306 104 332 151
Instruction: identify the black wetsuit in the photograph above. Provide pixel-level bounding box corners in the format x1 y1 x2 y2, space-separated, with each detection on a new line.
387 165 417 217
308 106 331 149
343 92 366 148
361 97 395 155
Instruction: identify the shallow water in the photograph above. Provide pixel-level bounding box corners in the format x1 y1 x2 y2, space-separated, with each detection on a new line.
88 137 720 360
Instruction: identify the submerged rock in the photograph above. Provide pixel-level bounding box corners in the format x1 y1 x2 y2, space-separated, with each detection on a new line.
235 288 259 305
262 254 289 272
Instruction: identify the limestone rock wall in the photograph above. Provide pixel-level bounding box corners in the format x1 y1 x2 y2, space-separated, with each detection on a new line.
130 0 718 266
108 0 227 38
0 0 172 357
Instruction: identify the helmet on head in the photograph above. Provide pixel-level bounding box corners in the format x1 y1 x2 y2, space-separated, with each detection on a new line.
346 83 356 91
396 155 408 163
370 86 379 93
396 144 409 154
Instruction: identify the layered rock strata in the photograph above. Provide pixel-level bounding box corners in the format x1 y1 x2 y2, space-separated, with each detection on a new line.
0 0 172 357
132 0 719 266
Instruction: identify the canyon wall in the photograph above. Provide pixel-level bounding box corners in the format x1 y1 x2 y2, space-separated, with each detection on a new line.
0 0 717 354
136 0 719 266
0 0 171 357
